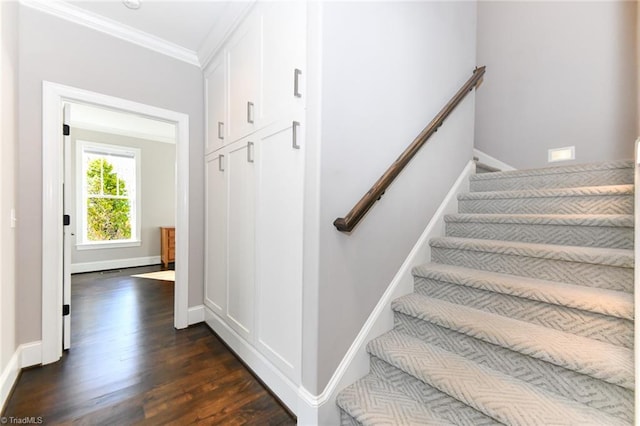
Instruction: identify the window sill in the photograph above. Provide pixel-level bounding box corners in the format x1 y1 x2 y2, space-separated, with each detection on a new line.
76 240 141 251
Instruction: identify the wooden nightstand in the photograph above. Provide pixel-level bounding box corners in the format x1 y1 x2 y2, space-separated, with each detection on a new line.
160 226 175 269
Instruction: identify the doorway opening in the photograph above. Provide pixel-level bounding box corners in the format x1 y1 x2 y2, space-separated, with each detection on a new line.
42 82 190 364
63 101 177 349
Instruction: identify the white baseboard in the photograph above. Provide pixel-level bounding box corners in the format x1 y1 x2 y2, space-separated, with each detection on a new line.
71 256 161 274
473 148 516 171
0 349 20 413
204 306 300 414
20 342 42 368
1 341 42 412
188 305 205 325
297 160 476 425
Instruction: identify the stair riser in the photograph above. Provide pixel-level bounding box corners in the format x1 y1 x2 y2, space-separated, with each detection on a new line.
445 222 633 249
430 247 633 292
470 169 633 192
340 411 360 426
459 194 633 215
393 313 634 423
414 277 633 348
369 356 499 426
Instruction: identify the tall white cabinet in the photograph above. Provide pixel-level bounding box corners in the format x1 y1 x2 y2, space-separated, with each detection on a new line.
203 2 305 410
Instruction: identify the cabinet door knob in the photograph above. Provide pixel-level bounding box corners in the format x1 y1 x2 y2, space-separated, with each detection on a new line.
217 122 224 140
218 154 225 172
247 142 254 163
247 101 254 124
292 121 300 149
294 68 302 98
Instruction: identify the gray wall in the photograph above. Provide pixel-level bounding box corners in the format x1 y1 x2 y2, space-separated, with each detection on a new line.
17 5 205 345
311 1 477 393
475 1 638 169
1 0 18 379
70 128 176 266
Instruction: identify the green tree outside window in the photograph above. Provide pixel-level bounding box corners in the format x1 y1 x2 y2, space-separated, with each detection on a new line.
86 158 132 241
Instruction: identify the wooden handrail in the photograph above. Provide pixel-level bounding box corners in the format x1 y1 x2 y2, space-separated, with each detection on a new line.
333 66 486 233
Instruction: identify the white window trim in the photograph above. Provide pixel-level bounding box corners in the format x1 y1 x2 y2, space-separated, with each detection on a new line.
76 140 142 249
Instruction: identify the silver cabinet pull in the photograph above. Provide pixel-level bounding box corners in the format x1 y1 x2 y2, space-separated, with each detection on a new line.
292 121 300 149
217 122 224 140
247 142 254 163
218 154 225 172
247 101 254 124
294 69 302 98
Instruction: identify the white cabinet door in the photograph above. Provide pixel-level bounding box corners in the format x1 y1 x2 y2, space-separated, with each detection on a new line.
255 122 303 381
226 141 256 341
205 58 226 153
204 152 227 316
227 20 260 143
261 2 306 125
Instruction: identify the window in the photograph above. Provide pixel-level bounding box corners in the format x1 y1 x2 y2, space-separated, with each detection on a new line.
77 141 141 249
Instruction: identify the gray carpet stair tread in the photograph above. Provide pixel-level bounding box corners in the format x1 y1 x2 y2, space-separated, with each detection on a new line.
444 213 634 227
336 374 455 426
368 331 628 426
474 161 501 173
411 263 633 320
337 159 634 425
458 184 633 201
469 160 633 182
429 237 634 268
391 294 633 389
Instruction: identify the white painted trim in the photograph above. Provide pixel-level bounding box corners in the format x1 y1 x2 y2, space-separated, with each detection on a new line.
72 121 176 145
20 341 42 368
19 0 200 67
188 305 205 325
296 161 475 425
76 240 142 251
71 256 161 274
174 107 190 331
42 82 190 365
300 0 324 403
204 307 300 414
199 1 256 72
473 148 516 171
0 349 19 413
0 342 42 412
42 83 64 366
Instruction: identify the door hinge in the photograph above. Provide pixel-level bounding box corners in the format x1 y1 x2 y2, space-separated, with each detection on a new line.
63 124 70 136
63 214 71 226
63 304 70 316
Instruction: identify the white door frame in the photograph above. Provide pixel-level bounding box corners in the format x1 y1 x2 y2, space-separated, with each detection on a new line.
42 81 190 365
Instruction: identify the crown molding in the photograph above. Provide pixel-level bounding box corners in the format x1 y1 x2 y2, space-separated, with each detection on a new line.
20 0 200 67
198 0 256 71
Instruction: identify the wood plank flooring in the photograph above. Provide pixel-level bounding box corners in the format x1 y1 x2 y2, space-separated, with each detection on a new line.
2 266 296 425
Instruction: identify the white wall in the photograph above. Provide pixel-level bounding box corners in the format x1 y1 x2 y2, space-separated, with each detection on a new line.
70 128 176 268
308 1 478 393
1 0 18 384
475 1 638 169
17 6 204 345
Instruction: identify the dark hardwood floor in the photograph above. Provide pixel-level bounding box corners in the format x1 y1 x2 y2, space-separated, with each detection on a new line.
3 265 296 425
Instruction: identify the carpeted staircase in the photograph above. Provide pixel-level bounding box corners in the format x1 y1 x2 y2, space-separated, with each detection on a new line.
337 160 635 425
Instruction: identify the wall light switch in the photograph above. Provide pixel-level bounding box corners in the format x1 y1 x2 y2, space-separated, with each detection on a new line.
10 208 16 228
548 146 575 163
